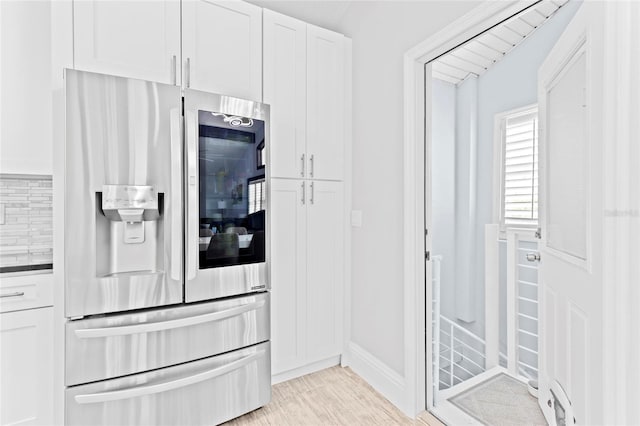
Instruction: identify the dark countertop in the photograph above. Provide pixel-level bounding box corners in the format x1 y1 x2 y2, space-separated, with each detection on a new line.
0 264 53 274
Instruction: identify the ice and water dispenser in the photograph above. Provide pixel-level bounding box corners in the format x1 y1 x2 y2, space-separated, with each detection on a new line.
96 185 164 277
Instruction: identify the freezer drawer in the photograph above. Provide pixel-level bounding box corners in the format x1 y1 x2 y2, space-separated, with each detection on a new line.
66 292 269 386
66 342 270 426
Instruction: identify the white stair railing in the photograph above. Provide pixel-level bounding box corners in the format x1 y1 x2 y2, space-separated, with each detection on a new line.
432 255 487 391
432 255 442 398
506 230 540 380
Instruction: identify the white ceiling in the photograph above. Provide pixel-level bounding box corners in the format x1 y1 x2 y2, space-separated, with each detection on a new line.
432 0 570 85
245 0 352 32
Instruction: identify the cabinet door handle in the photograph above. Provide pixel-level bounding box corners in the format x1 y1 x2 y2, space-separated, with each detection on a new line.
309 154 314 178
310 182 314 205
0 291 25 298
301 154 305 177
185 57 191 88
301 182 305 205
171 55 177 85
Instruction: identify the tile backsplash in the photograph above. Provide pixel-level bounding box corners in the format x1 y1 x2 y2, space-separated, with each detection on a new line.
0 175 53 268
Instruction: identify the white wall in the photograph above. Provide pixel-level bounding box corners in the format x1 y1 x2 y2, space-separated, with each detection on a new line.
337 0 479 377
453 76 478 324
431 79 456 320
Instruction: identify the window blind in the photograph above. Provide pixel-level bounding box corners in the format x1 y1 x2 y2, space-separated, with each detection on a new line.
248 178 265 214
503 110 538 225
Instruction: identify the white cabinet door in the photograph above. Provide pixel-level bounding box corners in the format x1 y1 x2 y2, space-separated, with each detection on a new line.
263 10 307 179
73 1 181 84
0 307 54 426
183 0 262 101
269 179 307 374
0 1 53 175
305 181 344 362
306 26 345 181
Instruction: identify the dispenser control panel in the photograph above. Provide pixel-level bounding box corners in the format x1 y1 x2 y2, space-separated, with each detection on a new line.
101 185 161 224
102 185 158 210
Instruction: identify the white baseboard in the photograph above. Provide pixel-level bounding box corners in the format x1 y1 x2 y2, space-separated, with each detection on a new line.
271 356 341 385
346 342 406 413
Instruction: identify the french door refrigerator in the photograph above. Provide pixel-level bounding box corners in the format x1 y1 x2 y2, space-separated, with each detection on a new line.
63 69 270 425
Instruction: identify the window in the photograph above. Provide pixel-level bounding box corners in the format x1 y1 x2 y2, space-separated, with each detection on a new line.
256 139 265 169
248 176 265 214
495 106 538 230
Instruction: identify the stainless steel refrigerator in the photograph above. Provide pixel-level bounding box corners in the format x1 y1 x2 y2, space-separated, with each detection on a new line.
62 69 270 425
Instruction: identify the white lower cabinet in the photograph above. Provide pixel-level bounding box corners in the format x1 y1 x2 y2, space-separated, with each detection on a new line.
270 179 344 375
0 307 54 426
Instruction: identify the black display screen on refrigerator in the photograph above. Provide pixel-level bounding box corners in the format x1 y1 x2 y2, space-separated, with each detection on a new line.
197 111 266 269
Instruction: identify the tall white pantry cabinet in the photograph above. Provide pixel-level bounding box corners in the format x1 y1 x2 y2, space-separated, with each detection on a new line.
263 9 347 377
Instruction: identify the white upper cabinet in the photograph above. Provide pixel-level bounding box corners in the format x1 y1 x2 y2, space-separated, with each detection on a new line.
182 0 262 101
264 15 345 181
0 1 53 175
306 25 345 181
263 10 307 179
73 1 181 85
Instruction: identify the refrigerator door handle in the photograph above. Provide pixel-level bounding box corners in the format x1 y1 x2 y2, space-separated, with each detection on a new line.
74 349 266 404
74 300 266 339
185 109 198 280
170 109 183 281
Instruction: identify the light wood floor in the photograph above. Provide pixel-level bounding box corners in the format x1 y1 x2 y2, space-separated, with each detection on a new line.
225 366 444 426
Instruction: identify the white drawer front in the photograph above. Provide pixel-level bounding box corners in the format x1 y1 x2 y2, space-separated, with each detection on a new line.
0 273 53 313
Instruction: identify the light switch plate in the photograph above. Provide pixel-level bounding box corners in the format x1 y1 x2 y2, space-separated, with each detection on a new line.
351 210 362 227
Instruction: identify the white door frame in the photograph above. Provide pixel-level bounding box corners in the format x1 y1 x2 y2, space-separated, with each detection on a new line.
402 1 540 414
402 0 638 420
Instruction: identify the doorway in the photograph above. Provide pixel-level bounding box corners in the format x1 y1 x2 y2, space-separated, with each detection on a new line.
423 1 578 423
403 1 639 424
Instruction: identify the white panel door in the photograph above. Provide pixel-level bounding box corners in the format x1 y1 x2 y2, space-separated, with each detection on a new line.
269 179 307 374
73 1 181 84
182 0 262 101
0 307 54 425
306 181 344 362
306 25 345 181
0 1 53 175
537 3 604 424
263 10 307 179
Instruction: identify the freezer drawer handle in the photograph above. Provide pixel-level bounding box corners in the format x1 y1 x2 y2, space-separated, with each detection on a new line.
0 291 25 298
74 349 266 404
74 300 266 339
